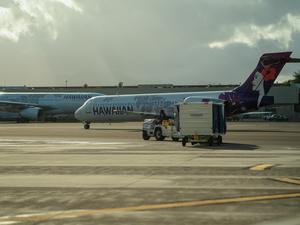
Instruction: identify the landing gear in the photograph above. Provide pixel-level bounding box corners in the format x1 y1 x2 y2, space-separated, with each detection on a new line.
84 122 90 130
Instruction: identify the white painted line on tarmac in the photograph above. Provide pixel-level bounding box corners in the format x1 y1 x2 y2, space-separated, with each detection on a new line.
0 222 19 225
0 138 145 151
0 139 129 145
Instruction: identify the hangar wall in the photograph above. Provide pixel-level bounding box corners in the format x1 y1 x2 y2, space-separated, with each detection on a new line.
261 86 299 120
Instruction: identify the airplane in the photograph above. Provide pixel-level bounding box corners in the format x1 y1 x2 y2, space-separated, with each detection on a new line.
74 52 300 129
0 92 103 122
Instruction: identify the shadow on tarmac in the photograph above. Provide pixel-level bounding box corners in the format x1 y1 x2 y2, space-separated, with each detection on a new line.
90 128 141 132
188 142 259 150
229 129 300 133
146 140 257 150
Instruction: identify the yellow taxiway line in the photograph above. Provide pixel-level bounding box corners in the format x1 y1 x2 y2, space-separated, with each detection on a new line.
0 192 300 224
271 177 300 185
249 163 274 171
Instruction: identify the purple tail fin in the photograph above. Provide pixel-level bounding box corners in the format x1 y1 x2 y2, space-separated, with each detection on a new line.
220 52 299 114
234 52 295 107
235 52 292 94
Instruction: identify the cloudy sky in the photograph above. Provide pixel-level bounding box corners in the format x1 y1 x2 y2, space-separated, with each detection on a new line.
0 0 300 86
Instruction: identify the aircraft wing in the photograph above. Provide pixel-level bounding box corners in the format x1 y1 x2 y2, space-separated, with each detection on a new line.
0 100 52 113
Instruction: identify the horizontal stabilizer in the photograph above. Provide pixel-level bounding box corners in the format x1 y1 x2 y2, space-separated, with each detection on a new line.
288 57 300 63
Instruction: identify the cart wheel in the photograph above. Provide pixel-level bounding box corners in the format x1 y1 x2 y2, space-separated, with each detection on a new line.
142 131 150 140
217 135 222 145
154 128 165 141
182 137 187 147
172 137 179 142
208 136 213 146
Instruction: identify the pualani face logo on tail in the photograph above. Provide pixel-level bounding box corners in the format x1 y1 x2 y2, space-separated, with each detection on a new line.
252 60 278 107
221 51 295 115
234 52 294 109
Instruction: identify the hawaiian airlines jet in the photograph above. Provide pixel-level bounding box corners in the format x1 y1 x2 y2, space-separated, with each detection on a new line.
0 92 102 121
75 52 300 129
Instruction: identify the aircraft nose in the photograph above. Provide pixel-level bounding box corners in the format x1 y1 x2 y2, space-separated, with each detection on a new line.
74 106 84 121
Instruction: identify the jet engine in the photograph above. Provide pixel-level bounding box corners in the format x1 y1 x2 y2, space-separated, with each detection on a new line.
19 107 44 121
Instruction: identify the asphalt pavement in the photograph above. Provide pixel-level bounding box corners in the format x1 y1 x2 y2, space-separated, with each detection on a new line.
0 122 299 225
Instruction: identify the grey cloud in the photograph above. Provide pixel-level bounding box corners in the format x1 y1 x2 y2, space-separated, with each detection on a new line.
0 0 299 86
0 0 82 42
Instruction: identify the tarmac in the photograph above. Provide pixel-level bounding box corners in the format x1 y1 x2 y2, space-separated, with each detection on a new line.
0 122 299 225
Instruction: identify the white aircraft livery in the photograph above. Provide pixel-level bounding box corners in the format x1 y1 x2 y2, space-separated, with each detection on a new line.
0 92 102 121
74 52 300 129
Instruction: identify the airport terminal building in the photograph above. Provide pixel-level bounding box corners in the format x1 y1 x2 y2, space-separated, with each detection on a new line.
1 83 300 121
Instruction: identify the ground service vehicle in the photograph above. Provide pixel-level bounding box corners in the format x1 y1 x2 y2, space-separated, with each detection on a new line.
175 101 226 146
142 118 181 141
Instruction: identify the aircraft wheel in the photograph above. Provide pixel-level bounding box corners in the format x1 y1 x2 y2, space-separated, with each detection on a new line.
84 123 90 130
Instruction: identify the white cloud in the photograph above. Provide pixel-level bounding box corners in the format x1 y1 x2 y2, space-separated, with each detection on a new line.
209 13 300 49
0 7 30 42
50 0 82 13
0 0 82 42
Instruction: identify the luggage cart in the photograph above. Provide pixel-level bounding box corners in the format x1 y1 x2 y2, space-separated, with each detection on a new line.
175 101 226 146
